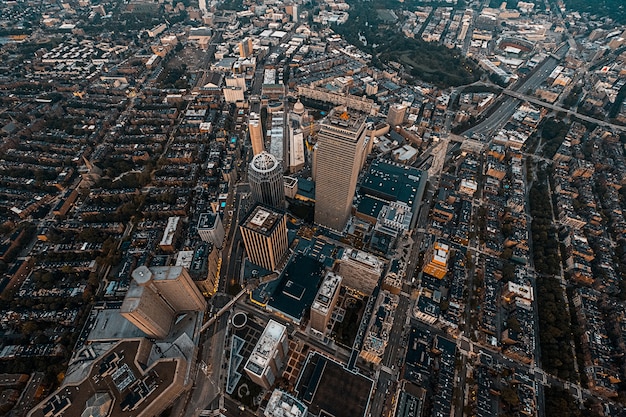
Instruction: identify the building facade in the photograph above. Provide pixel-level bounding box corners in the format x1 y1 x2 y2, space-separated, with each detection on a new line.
314 108 368 232
387 104 407 127
249 113 264 155
310 271 342 334
244 320 288 389
240 205 289 271
121 266 207 339
336 248 385 295
197 212 225 248
249 152 285 209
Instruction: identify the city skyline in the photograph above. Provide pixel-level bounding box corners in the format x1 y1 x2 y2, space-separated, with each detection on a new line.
0 0 625 417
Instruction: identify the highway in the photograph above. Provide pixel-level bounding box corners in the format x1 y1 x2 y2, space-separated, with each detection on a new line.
462 52 563 139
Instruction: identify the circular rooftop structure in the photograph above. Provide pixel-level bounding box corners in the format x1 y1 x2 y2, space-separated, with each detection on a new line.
250 151 279 173
232 312 247 329
293 100 305 115
132 265 153 285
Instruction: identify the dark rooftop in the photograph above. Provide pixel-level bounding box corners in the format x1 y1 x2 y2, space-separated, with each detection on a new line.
266 254 325 323
295 352 373 417
241 204 284 237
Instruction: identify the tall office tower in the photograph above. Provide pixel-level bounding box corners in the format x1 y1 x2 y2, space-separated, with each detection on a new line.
310 271 342 334
240 204 288 271
239 37 253 58
387 103 407 127
249 113 264 155
121 266 207 339
198 0 207 13
314 107 368 232
197 212 225 248
249 152 285 209
244 320 288 389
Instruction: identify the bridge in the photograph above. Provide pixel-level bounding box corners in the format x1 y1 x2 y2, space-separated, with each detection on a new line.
502 89 626 132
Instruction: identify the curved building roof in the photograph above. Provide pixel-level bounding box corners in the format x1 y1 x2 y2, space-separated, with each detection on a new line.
251 151 279 173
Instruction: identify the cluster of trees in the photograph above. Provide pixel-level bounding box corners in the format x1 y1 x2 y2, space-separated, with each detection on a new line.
562 85 582 110
159 65 189 90
536 275 577 380
563 0 626 23
540 117 569 159
0 223 36 265
333 297 365 348
545 387 605 417
529 173 560 276
378 37 481 86
529 170 577 380
332 0 480 87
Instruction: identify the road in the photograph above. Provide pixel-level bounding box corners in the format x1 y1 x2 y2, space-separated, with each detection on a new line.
462 53 563 139
9 372 45 417
502 88 626 132
182 310 231 417
222 395 257 417
219 183 251 292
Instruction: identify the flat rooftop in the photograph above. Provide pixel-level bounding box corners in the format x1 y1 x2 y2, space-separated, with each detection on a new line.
265 389 308 417
295 352 373 417
159 216 180 246
359 159 427 208
29 339 185 417
266 254 325 324
244 320 286 376
322 108 367 135
197 212 218 229
311 272 342 315
241 205 284 237
341 248 384 272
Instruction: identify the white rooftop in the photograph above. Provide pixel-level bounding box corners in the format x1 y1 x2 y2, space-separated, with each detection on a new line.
264 389 307 417
245 320 286 375
341 248 384 272
311 272 342 314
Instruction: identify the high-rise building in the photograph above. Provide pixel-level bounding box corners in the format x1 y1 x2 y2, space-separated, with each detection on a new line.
337 248 385 295
121 266 207 339
387 104 407 127
310 271 342 334
249 152 285 209
244 320 288 389
239 37 253 58
249 113 264 155
197 212 225 248
314 107 368 232
240 204 288 271
191 242 220 296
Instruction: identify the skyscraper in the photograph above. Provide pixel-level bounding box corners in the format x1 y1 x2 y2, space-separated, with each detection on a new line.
197 212 225 249
120 266 207 339
244 320 288 389
239 37 253 58
249 151 285 209
240 204 289 271
310 271 342 334
249 113 264 155
387 103 407 127
314 107 368 231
